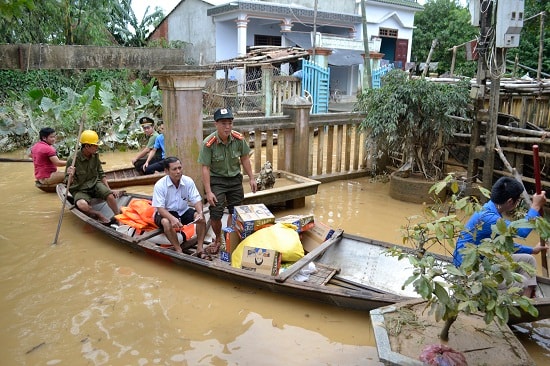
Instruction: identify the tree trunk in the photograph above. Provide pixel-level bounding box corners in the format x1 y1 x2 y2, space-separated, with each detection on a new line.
440 316 457 342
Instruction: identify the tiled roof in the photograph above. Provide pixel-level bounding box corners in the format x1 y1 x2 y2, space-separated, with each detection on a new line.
208 46 309 69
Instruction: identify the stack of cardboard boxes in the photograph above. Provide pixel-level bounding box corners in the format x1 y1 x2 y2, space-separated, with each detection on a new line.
219 203 334 276
233 204 275 238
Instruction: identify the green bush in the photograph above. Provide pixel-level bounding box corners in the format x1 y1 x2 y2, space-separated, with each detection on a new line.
0 70 161 155
357 70 470 180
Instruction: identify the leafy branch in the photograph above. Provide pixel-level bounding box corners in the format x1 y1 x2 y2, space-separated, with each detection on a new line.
388 175 546 341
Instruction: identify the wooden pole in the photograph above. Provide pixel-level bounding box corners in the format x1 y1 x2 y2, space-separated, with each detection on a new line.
422 39 438 78
532 144 549 277
52 114 86 245
360 0 372 90
537 12 545 81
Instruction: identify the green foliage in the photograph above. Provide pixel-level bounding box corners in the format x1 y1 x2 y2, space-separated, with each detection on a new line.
412 0 549 77
0 77 162 154
412 0 478 77
0 0 165 46
109 0 165 47
387 175 546 341
356 69 470 180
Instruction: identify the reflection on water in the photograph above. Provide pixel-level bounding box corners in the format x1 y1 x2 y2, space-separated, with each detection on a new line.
0 150 548 365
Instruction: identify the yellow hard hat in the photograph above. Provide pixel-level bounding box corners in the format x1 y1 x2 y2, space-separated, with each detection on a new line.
80 130 102 145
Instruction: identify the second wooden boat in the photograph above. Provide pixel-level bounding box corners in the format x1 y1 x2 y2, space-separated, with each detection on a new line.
36 167 165 192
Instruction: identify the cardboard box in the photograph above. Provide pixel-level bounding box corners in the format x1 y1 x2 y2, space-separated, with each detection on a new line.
275 214 315 232
240 246 281 276
219 226 241 263
233 204 275 235
300 220 335 253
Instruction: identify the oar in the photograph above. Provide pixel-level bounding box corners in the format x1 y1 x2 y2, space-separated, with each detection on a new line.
0 158 33 163
52 115 86 245
533 144 549 277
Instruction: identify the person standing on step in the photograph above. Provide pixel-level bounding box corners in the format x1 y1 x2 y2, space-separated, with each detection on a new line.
132 116 162 174
198 107 257 255
30 127 67 185
152 157 208 258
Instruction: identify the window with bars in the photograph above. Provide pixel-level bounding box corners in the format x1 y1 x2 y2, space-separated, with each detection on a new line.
254 35 282 46
379 28 398 38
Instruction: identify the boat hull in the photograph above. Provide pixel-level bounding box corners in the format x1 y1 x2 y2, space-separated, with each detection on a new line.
55 185 550 322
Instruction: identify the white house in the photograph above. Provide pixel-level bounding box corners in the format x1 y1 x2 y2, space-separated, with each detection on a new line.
149 0 423 98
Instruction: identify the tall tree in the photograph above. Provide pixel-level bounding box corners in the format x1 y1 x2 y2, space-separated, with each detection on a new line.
0 0 164 46
109 0 164 47
412 0 478 76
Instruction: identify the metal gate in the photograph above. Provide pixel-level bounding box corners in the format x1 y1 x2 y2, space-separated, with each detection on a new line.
301 60 330 114
372 64 394 89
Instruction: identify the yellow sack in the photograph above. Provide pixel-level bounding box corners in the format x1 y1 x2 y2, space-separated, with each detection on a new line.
231 223 304 268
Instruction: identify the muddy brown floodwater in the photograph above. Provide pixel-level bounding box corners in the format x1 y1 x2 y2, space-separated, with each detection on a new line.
0 150 548 365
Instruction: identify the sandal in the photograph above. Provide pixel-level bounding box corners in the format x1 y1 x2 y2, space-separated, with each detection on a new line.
192 251 212 261
205 241 221 255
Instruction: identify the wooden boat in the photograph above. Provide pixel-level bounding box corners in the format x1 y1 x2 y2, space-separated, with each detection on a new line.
56 185 550 324
243 170 321 208
36 167 165 192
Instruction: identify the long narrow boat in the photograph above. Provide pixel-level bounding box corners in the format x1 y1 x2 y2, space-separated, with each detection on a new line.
36 167 165 192
56 185 550 324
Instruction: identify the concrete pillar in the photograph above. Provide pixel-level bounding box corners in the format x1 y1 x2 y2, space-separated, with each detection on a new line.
282 96 312 177
262 64 274 117
280 18 292 33
281 96 312 208
307 47 332 68
235 16 249 93
149 66 214 193
235 16 248 57
360 52 385 91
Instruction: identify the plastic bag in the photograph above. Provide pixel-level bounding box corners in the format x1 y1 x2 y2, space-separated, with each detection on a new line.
231 223 304 268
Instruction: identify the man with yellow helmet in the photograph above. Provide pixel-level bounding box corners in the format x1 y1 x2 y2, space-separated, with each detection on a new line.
65 130 120 224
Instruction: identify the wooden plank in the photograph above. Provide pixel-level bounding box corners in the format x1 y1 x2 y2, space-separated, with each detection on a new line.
266 130 273 164
336 125 343 173
275 230 343 283
308 128 314 176
345 123 351 171
254 128 262 173
353 124 360 171
327 126 334 174
317 126 325 175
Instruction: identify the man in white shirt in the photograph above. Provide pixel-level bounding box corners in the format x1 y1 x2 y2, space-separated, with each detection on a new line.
152 157 208 259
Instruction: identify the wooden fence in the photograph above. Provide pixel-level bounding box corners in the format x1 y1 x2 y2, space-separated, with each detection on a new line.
271 76 301 115
203 110 369 183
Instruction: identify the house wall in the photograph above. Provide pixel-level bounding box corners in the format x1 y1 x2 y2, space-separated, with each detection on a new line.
246 21 283 44
154 0 421 97
167 0 218 64
216 21 238 61
362 3 417 64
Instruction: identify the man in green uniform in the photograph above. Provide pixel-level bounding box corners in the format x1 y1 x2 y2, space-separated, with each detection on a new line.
66 130 121 224
198 108 257 254
132 116 162 174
